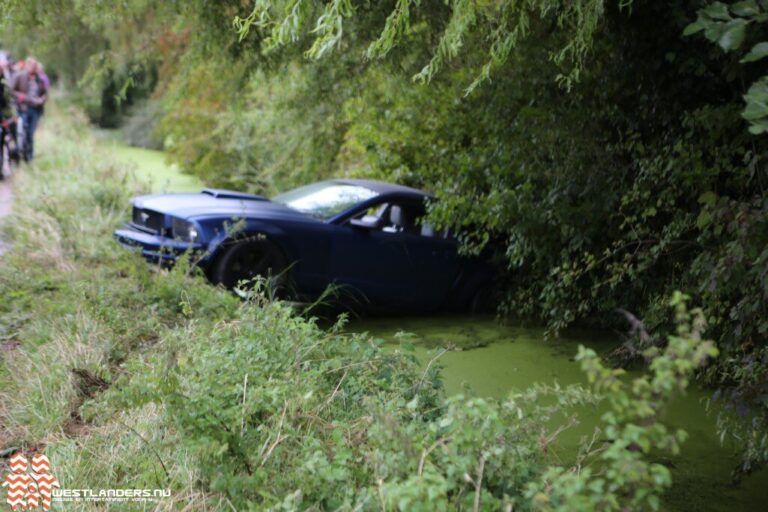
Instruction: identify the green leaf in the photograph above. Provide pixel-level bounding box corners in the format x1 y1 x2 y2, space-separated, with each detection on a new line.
643 206 657 218
703 2 732 20
683 21 705 36
704 23 727 43
741 42 768 62
743 80 768 121
747 119 768 134
696 211 712 230
731 1 760 17
717 20 747 51
698 191 718 207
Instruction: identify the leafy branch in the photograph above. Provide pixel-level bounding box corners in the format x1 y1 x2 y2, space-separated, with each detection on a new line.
235 0 616 92
685 0 768 134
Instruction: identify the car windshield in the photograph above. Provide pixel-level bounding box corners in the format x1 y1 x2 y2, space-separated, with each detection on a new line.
272 182 378 220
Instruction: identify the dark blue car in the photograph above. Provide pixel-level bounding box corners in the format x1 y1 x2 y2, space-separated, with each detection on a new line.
115 179 495 312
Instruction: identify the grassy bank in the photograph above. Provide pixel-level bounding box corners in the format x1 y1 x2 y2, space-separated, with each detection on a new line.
0 104 718 511
0 105 232 506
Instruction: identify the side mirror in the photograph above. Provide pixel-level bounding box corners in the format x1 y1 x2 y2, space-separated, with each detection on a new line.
349 215 382 230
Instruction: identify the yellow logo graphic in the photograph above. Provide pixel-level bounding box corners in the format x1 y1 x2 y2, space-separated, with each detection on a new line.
1 453 60 511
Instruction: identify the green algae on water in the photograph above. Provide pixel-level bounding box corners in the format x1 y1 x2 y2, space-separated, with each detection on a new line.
348 315 768 512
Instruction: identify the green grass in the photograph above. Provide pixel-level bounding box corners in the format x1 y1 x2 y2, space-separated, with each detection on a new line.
0 104 234 507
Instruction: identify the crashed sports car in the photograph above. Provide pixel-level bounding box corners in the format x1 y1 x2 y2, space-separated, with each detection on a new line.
115 179 496 312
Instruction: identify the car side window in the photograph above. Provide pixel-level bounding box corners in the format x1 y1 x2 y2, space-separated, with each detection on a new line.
347 203 388 228
348 200 445 239
380 203 416 234
382 202 446 239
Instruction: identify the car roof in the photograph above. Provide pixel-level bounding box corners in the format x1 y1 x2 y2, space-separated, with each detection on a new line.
331 179 432 198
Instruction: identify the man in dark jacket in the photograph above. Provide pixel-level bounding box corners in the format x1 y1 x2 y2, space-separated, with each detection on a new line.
11 57 47 162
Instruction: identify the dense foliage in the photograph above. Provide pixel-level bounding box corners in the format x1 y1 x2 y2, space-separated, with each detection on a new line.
685 0 768 134
1 0 766 489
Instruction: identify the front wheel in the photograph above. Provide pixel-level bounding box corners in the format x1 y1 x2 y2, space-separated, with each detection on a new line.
209 239 287 293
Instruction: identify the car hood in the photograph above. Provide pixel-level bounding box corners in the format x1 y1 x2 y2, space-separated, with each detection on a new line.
133 190 316 222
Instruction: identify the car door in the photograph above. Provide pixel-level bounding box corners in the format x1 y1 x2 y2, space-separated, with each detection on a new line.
327 202 416 308
398 222 461 308
327 199 460 310
387 200 461 309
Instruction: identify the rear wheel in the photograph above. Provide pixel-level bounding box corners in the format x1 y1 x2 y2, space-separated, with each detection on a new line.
210 239 287 293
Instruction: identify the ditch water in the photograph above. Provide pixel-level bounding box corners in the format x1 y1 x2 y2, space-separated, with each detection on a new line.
348 316 768 512
94 133 202 193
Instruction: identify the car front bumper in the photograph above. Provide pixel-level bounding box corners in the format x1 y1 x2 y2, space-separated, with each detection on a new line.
114 226 206 264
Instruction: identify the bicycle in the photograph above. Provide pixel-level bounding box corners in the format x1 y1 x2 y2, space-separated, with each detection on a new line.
1 116 22 180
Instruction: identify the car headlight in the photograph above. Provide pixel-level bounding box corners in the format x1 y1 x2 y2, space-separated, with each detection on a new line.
172 217 199 242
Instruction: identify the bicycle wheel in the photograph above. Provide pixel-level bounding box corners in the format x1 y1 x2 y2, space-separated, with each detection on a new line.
0 136 6 180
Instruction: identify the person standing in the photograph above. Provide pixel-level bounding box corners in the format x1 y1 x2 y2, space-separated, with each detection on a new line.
38 63 50 91
0 60 17 178
0 52 12 83
11 57 47 162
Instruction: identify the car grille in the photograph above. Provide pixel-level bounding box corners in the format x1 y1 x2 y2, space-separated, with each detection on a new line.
131 207 166 234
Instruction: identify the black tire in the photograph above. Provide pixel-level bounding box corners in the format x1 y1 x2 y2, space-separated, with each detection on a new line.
210 239 287 292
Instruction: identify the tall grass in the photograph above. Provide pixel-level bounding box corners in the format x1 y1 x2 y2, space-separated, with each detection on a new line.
0 102 239 508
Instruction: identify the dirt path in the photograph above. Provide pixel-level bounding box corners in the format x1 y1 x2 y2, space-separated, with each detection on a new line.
0 179 11 215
